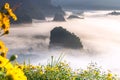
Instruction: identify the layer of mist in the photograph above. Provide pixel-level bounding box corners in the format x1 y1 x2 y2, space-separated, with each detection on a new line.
1 10 120 75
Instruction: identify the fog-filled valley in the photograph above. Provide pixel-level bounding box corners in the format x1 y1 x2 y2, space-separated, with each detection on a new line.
1 10 120 75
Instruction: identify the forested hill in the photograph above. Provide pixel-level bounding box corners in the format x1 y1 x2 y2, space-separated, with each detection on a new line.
0 0 65 24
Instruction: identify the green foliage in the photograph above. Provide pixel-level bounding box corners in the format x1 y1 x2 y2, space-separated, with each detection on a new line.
23 56 119 80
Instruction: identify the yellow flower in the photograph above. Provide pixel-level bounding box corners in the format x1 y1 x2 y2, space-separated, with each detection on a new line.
0 40 8 57
94 70 99 76
0 3 27 80
7 9 17 21
0 3 17 35
107 73 112 77
0 12 3 21
2 15 10 27
0 56 13 69
1 14 10 35
0 21 3 28
0 13 3 28
0 55 8 67
106 73 113 80
4 3 10 10
11 13 17 21
6 67 27 80
40 70 43 75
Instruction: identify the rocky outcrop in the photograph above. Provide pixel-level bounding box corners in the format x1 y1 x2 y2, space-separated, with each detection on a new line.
108 11 120 16
53 13 65 21
68 15 80 19
67 15 84 19
49 27 83 49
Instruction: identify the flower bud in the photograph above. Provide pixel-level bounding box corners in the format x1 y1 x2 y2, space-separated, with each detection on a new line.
9 55 18 61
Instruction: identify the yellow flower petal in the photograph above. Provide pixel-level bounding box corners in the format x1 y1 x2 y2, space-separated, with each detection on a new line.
4 3 10 10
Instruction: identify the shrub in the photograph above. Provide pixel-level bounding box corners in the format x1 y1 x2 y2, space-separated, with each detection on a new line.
23 56 118 80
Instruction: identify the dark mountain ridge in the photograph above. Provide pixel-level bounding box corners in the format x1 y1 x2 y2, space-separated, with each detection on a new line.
0 0 65 24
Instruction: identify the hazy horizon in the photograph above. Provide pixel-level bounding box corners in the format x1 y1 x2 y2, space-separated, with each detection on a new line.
52 0 120 10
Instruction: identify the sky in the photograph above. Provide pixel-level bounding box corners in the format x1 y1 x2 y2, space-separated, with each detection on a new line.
52 0 120 9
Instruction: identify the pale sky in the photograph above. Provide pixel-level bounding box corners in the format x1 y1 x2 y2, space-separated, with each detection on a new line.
52 0 120 9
